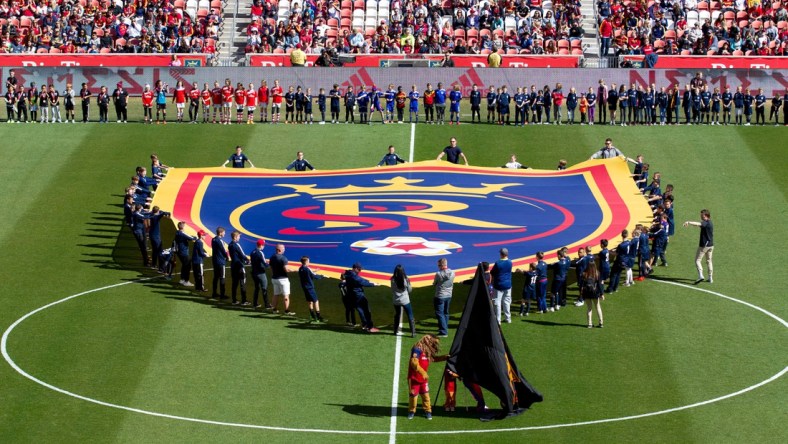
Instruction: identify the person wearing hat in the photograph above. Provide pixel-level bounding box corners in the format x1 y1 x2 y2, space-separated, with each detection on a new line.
112 81 128 123
250 239 271 309
191 230 209 292
290 43 306 66
343 262 380 332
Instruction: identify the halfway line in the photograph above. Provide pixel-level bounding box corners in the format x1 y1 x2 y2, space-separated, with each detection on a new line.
408 123 415 163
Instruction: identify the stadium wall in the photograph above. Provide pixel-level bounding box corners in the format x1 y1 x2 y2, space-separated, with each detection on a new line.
3 67 786 96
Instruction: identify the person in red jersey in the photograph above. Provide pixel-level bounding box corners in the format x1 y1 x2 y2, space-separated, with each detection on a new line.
188 82 201 123
210 81 223 123
141 84 154 124
270 79 283 124
234 82 246 124
200 83 212 123
245 82 258 124
407 334 449 420
172 80 187 123
258 80 269 123
221 78 234 124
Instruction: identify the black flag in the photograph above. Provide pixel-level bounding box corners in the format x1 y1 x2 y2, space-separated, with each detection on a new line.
446 263 543 416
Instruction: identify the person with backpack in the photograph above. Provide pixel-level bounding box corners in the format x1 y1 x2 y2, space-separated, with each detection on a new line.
582 261 604 328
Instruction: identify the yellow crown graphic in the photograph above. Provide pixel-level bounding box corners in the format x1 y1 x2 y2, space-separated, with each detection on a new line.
276 177 522 197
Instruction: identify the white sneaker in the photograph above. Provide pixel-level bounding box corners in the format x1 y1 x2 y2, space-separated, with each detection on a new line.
182 281 194 287
548 307 554 312
574 300 584 306
708 277 713 283
555 305 561 311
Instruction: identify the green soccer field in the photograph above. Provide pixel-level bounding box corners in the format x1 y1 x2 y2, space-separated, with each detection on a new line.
0 117 786 443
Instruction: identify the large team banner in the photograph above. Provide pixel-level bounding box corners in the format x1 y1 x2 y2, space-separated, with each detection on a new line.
152 159 653 287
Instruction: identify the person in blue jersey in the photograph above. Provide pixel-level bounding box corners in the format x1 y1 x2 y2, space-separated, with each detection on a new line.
378 145 406 166
285 151 315 171
566 87 578 125
636 224 652 280
211 227 230 300
598 239 610 293
408 85 420 123
656 86 668 125
534 86 545 123
733 85 744 125
491 248 513 324
191 230 209 292
528 85 539 123
550 248 571 311
298 256 326 322
684 209 714 284
710 87 721 125
586 87 597 125
625 227 640 287
681 84 692 125
754 87 767 125
644 86 655 125
294 86 305 124
250 239 271 309
650 212 670 269
343 262 380 332
743 87 754 125
626 83 637 125
607 83 618 125
700 85 712 124
534 252 549 313
497 85 511 125
147 206 170 271
344 85 356 123
486 85 497 123
222 145 254 168
448 85 462 125
690 86 702 125
436 137 468 165
284 85 296 124
174 222 196 286
356 85 369 124
618 84 628 126
302 87 314 124
370 86 385 124
329 83 341 123
135 166 157 194
434 82 447 124
469 83 481 123
768 92 782 126
721 86 733 125
514 87 526 126
385 84 396 124
607 230 630 293
517 263 537 316
542 85 553 125
571 247 591 306
317 87 326 123
131 204 151 267
228 231 250 305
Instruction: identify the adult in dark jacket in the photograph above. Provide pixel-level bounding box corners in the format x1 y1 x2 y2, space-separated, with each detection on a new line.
343 262 380 333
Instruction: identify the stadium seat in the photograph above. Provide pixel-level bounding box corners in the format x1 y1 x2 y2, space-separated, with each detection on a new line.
187 0 198 8
175 0 186 8
480 49 492 54
378 0 389 8
199 0 209 9
778 21 788 30
557 39 570 49
706 49 716 55
732 49 743 55
197 8 209 18
353 9 364 19
504 16 517 32
558 48 570 54
744 50 753 55
364 28 376 37
366 0 377 9
279 0 290 8
571 39 582 49
467 28 479 39
340 17 352 29
697 1 709 10
480 28 491 38
378 6 389 18
116 38 127 46
699 11 711 22
687 11 699 22
210 0 221 10
49 47 62 53
492 29 504 38
752 20 762 30
352 17 364 28
454 29 466 39
327 18 339 28
710 1 721 10
723 10 735 24
680 49 691 55
353 0 365 9
571 48 583 55
20 16 32 28
736 11 748 21
326 28 339 38
341 8 352 19
37 48 48 53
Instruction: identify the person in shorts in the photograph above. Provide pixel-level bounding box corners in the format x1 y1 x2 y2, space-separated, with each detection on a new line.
269 243 295 315
298 256 325 322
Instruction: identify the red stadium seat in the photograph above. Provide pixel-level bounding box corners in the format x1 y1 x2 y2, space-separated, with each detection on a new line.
710 1 721 10
480 49 491 54
50 47 62 53
365 28 375 37
480 28 491 38
706 49 717 55
680 49 691 55
558 48 570 54
353 0 365 9
778 21 788 30
570 39 581 48
751 20 762 30
697 1 709 10
738 19 748 28
654 39 665 48
116 38 127 46
467 28 479 39
340 17 352 29
273 47 285 53
20 17 32 28
341 0 352 8
37 48 48 53
340 7 352 18
744 50 753 55
454 29 465 39
100 48 112 53
326 28 338 38
732 49 743 55
736 11 748 20
327 18 339 28
571 48 583 55
175 0 186 8
557 39 570 49
210 0 222 10
197 8 209 18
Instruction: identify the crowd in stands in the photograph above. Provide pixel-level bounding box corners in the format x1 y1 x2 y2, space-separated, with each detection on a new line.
0 0 221 57
597 0 788 57
245 0 588 56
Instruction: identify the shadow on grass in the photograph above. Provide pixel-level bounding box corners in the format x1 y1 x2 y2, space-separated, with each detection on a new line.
325 403 484 419
648 276 702 285
522 319 588 328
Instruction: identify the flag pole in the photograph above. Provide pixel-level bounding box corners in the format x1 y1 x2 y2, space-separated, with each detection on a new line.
432 368 445 407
